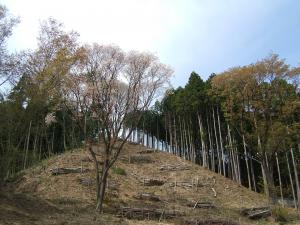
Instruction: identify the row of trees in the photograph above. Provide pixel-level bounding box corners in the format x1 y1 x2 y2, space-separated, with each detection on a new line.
136 56 300 208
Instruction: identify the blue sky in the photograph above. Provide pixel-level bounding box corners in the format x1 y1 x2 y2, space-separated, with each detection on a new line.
3 0 300 87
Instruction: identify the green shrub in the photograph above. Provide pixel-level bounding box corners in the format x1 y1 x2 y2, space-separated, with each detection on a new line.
111 167 126 176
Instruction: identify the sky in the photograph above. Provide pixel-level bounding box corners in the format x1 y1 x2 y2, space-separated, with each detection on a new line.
2 0 300 87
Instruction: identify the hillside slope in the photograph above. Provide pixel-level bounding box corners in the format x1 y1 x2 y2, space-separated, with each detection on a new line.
1 142 299 225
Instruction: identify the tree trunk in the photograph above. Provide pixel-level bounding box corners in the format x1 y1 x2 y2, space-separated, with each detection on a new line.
33 126 39 160
227 125 235 181
217 108 225 176
290 148 300 208
212 108 220 174
275 152 284 206
243 135 252 190
96 164 109 212
63 109 67 151
206 113 213 171
24 120 32 169
173 116 178 156
183 119 189 161
250 156 257 192
198 114 206 167
168 114 173 154
286 152 297 209
261 161 269 199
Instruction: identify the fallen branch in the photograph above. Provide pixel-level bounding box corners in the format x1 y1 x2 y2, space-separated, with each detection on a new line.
169 181 203 188
78 177 94 186
118 207 182 220
129 155 153 163
183 219 238 225
143 178 165 186
137 149 158 154
241 207 271 220
187 202 215 209
159 164 190 171
134 192 160 202
50 167 89 175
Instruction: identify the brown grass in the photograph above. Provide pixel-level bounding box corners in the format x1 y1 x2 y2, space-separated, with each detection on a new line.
1 143 299 225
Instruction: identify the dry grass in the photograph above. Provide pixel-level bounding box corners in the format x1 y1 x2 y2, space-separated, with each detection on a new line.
1 143 299 225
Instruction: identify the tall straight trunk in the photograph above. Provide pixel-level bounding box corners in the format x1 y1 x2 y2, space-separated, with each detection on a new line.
243 135 252 190
84 115 87 140
33 126 39 160
38 131 43 161
51 127 55 153
156 116 159 150
188 119 195 163
173 116 178 156
71 119 76 148
183 119 189 160
217 108 225 176
250 156 257 192
290 148 300 208
24 120 32 169
261 161 269 199
227 125 235 181
187 120 192 162
179 116 184 158
63 109 67 151
142 120 145 146
235 147 241 185
233 138 241 184
212 108 221 174
257 132 269 198
169 114 173 154
275 152 284 206
286 152 297 209
198 114 206 167
229 151 234 180
165 114 168 152
206 114 213 171
146 131 149 148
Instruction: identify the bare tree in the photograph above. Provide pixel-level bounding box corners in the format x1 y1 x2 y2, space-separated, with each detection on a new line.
0 4 19 88
64 43 172 211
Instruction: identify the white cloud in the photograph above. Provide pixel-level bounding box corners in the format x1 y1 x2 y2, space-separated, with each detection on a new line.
2 0 299 87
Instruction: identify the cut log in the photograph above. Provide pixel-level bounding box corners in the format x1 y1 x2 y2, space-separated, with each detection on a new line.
127 141 139 145
248 209 271 219
129 155 153 163
137 149 158 154
50 167 89 175
159 164 190 171
134 193 160 202
241 207 271 220
169 181 203 188
78 177 94 186
187 202 215 209
143 178 165 186
118 207 182 220
183 219 238 225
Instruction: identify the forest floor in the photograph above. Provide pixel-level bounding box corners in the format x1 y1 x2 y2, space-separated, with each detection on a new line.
0 142 300 225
